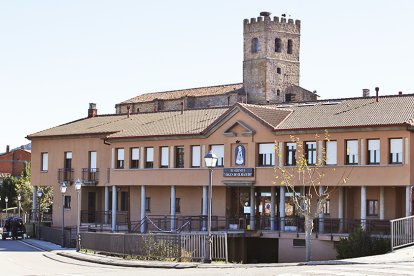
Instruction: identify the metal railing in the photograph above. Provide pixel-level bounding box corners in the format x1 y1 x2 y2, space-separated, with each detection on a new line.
79 231 228 262
390 215 414 251
58 168 74 183
81 168 99 185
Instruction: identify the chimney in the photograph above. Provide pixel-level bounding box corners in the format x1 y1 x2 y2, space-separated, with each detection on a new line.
362 89 370 97
399 91 403 95
6 145 10 153
88 103 97 118
180 101 184 114
127 105 131 118
375 87 379 102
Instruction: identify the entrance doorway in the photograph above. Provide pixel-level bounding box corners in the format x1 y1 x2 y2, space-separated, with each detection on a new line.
88 192 96 223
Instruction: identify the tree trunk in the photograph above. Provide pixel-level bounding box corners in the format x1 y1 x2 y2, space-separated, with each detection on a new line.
304 215 313 262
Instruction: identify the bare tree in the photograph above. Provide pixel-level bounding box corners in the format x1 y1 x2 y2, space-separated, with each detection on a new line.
274 133 352 262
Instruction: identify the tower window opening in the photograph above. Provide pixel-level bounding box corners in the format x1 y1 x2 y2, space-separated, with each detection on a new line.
277 90 280 96
286 93 295 102
287 39 293 54
251 38 260 53
277 67 281 74
275 38 282 52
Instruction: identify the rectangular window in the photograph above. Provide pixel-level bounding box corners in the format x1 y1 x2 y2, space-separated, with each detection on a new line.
325 141 337 165
390 138 402 164
64 152 72 169
89 151 97 169
258 143 274 166
305 141 317 165
145 197 151 212
64 195 71 209
323 199 330 215
41 152 48 171
191 146 201 167
145 147 154 168
175 146 184 168
285 142 297 166
120 192 128 211
367 139 380 165
116 148 124 169
160 146 169 168
211 145 224 167
367 200 378 216
130 147 140 169
346 140 358 165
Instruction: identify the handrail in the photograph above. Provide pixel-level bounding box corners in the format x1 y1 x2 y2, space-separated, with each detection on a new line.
390 215 414 251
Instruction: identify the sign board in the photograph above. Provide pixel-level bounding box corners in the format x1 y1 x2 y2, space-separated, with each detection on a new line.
223 168 254 177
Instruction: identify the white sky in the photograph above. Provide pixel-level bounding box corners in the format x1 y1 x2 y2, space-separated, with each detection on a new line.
1 0 413 151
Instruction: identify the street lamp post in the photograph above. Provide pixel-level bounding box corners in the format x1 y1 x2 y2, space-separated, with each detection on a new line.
203 151 218 263
37 189 42 239
60 183 67 247
5 197 8 218
17 194 21 218
75 179 82 251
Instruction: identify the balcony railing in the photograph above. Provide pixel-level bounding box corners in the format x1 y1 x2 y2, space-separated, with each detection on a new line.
82 168 99 185
58 168 74 184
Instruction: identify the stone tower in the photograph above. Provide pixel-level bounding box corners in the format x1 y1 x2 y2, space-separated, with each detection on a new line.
243 12 301 104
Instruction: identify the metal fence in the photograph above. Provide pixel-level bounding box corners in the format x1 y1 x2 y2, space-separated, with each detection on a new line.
390 215 414 251
80 232 228 262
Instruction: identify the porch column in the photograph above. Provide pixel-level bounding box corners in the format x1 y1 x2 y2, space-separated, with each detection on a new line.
338 186 344 232
32 186 37 222
104 186 109 224
250 186 255 230
111 186 117 232
202 186 208 231
140 185 146 233
379 186 385 220
280 186 285 231
270 186 276 231
170 185 176 231
318 186 325 233
360 186 366 230
406 185 411 217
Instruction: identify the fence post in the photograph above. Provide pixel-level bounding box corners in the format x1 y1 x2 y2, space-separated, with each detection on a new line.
391 220 394 251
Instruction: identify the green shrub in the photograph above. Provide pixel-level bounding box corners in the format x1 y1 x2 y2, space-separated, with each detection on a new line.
336 227 390 259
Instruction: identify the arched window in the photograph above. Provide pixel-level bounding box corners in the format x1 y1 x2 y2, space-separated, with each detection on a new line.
275 38 282 52
287 39 293 54
251 38 260 53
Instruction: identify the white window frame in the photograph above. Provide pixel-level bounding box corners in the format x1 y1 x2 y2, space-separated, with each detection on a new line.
211 145 224 167
145 147 154 168
160 146 169 168
191 146 201 167
285 142 297 166
130 147 140 169
367 139 380 165
305 141 317 165
346 140 358 165
390 138 403 164
258 143 274 166
325 141 337 165
116 148 124 169
41 152 48 171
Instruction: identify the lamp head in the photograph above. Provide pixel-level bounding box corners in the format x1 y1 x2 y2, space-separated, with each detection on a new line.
60 182 67 194
75 179 82 190
204 151 218 168
17 194 21 201
37 189 42 198
5 197 8 203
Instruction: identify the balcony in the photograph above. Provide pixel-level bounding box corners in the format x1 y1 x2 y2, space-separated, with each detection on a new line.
82 168 99 185
58 168 74 184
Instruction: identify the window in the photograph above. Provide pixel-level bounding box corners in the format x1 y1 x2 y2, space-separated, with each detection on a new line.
258 143 274 166
116 148 124 169
346 140 358 165
64 195 71 209
285 93 295 102
41 152 48 171
211 145 224 167
277 67 281 74
322 199 330 215
64 152 72 169
130 147 140 169
367 139 380 165
287 39 293 54
121 192 128 211
367 200 378 216
277 89 280 96
145 147 154 168
275 38 282 52
160 146 169 168
89 151 97 170
305 141 317 165
145 197 151 212
191 146 201 167
251 37 260 53
390 138 402 164
285 142 297 166
171 198 181 213
325 141 337 165
175 146 184 168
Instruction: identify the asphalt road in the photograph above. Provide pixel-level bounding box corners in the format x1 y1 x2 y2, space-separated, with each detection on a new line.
1 239 414 276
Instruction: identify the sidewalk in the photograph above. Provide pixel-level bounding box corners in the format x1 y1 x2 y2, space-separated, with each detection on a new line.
21 239 414 269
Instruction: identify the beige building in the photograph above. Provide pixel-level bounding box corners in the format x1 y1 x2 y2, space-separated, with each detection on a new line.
27 12 414 263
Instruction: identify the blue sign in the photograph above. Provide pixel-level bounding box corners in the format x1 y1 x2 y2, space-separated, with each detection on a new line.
235 144 246 166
